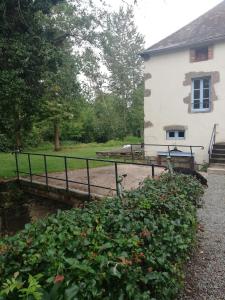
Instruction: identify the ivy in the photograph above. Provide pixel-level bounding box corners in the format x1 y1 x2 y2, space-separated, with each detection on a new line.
0 174 203 299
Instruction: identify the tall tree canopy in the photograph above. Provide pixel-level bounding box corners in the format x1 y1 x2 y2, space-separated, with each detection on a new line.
0 1 145 149
0 0 102 147
42 47 81 151
0 0 66 146
81 6 145 141
101 6 145 136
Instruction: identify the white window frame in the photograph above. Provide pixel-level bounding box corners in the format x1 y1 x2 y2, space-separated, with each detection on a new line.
166 130 185 140
192 77 211 112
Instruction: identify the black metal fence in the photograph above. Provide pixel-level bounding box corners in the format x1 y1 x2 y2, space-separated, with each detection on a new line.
15 152 166 198
208 124 217 160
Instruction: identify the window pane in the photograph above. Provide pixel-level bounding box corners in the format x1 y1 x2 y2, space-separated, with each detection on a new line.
194 90 200 99
195 47 208 61
192 77 211 111
194 80 200 89
178 131 185 138
169 131 175 138
167 130 185 140
203 79 210 88
203 99 209 109
193 100 200 109
203 89 209 98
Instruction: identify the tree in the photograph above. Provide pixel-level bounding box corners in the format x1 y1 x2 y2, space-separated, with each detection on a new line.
39 0 104 150
101 6 145 135
0 0 65 147
92 93 125 142
0 0 145 148
128 84 144 137
41 48 81 151
0 0 103 148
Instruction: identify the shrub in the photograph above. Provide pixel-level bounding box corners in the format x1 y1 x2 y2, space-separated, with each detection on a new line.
0 174 203 300
0 134 14 151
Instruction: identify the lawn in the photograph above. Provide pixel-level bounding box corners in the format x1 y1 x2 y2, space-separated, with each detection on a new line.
0 137 141 179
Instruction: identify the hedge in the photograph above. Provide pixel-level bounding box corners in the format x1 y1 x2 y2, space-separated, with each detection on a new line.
0 174 204 300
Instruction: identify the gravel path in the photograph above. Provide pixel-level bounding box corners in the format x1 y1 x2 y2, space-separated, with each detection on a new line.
180 174 225 299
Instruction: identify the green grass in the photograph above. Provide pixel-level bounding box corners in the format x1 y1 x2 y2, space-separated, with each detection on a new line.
0 137 142 179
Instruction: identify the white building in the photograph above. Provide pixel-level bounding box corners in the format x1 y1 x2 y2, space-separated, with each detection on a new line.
141 1 225 169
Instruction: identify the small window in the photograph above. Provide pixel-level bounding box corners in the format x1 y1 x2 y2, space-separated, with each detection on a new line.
166 130 185 140
192 78 211 112
195 47 208 61
178 131 185 138
190 46 210 62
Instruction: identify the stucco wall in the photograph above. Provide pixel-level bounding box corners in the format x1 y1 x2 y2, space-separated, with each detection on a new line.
144 41 225 164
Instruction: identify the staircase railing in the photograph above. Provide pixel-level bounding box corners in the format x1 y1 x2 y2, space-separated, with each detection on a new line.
208 124 217 160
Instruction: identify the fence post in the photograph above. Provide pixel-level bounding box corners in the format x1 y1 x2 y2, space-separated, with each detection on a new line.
115 162 119 197
64 156 69 191
44 155 48 187
86 159 91 200
151 164 155 178
28 153 32 183
141 143 144 160
15 152 19 180
131 144 134 161
190 146 195 170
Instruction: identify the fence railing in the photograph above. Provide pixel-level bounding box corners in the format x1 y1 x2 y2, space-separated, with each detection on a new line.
208 124 217 160
130 143 204 159
14 152 166 198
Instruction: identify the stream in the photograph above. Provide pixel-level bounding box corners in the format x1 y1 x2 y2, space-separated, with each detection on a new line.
0 194 72 236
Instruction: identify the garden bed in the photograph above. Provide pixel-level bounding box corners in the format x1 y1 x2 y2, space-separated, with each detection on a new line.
0 174 203 299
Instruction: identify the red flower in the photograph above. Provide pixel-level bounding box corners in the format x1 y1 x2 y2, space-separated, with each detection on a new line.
54 274 64 283
140 229 151 238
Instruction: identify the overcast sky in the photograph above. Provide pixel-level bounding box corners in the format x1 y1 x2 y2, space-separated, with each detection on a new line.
107 0 222 48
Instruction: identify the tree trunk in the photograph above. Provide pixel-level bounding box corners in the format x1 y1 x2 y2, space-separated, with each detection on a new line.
123 104 127 135
15 130 22 149
54 122 61 151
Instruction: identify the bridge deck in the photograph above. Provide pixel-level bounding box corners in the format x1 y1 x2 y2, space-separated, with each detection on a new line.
20 164 165 197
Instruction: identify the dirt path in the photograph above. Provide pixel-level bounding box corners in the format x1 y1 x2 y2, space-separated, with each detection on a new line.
28 164 165 196
180 174 225 299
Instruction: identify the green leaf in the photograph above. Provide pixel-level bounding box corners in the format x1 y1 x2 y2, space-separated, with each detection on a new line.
109 264 121 278
64 258 95 274
64 285 79 300
99 242 113 252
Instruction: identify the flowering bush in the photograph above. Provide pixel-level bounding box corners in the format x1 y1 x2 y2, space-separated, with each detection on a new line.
0 174 203 300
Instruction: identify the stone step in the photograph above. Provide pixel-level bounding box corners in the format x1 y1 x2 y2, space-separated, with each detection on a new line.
210 158 225 164
211 153 225 159
213 144 225 150
210 163 225 167
208 166 225 175
212 149 225 154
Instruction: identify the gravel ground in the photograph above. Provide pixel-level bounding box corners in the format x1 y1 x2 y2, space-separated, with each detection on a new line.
179 174 225 300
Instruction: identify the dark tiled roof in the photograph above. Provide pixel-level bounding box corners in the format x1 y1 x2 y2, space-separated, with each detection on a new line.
141 1 225 57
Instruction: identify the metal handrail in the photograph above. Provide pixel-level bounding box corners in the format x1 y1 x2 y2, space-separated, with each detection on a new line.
130 143 204 158
14 152 166 199
19 152 163 166
208 124 217 159
131 143 204 149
